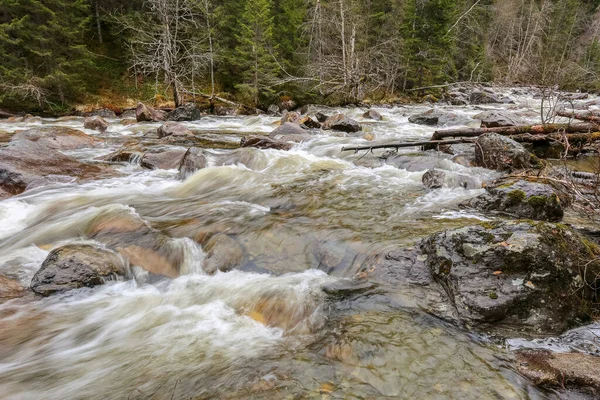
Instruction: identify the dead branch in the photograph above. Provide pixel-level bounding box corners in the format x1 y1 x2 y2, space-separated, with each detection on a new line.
341 138 476 152
556 111 600 123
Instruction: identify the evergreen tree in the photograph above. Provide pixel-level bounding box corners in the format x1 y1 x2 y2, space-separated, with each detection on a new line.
0 0 93 109
233 0 280 106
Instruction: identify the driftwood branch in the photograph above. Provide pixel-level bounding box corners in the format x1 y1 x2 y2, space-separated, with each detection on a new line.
556 111 600 124
341 138 476 152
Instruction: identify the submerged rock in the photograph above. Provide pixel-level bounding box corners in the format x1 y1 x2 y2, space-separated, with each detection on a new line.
31 244 128 296
474 133 541 172
83 116 108 133
166 103 201 121
465 179 565 221
240 136 293 151
178 147 207 179
269 122 311 142
322 114 362 132
0 274 25 300
420 221 600 335
516 350 600 396
202 234 246 274
136 103 165 122
157 121 194 139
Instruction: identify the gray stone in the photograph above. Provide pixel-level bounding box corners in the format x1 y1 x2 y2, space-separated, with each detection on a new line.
240 136 293 151
202 234 246 274
322 114 362 132
363 109 383 121
83 116 109 133
157 122 194 139
31 244 128 296
408 109 461 126
464 180 565 221
422 169 445 189
166 103 201 121
473 111 525 128
178 147 207 179
474 133 541 172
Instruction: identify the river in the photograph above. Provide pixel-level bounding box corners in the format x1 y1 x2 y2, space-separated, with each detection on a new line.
0 90 590 399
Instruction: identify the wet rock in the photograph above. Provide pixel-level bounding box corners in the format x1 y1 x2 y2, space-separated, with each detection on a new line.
267 104 280 116
322 114 362 132
315 112 329 123
0 139 109 197
240 136 293 151
385 154 449 172
470 91 513 105
408 109 461 126
474 133 541 172
87 211 184 278
202 234 246 274
516 350 600 395
120 118 137 126
140 149 187 170
166 103 201 121
279 98 296 111
465 180 565 221
83 116 109 133
120 109 137 119
99 147 143 163
362 109 383 121
452 153 475 167
280 111 301 124
25 175 75 191
300 116 321 129
421 221 600 335
85 108 116 119
30 244 128 296
443 91 469 105
157 121 194 139
11 126 100 150
0 274 25 300
473 111 525 128
524 142 565 159
178 147 207 179
136 103 165 122
422 169 445 189
269 122 310 142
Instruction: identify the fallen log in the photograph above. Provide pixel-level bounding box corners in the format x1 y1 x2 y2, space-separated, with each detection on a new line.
341 138 476 152
556 110 600 123
0 109 16 119
508 132 600 144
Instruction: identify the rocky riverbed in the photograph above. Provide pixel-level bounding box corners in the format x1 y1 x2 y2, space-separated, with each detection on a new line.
1 87 600 399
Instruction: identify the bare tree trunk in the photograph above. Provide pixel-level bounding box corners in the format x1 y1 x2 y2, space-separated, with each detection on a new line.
204 0 215 98
95 0 103 44
339 0 347 85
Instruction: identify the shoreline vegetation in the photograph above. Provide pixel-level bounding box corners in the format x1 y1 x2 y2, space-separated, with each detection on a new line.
2 0 600 115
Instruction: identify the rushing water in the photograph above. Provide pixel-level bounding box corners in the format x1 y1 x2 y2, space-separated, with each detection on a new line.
0 90 590 399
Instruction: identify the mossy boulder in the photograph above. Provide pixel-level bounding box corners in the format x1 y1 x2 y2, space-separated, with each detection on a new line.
474 133 541 172
420 221 600 335
464 180 566 221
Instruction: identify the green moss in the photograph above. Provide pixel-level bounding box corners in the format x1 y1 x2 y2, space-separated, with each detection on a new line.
479 220 501 230
527 195 548 207
489 291 498 299
508 190 526 203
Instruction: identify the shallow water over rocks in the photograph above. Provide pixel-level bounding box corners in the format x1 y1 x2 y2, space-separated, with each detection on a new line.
0 89 597 399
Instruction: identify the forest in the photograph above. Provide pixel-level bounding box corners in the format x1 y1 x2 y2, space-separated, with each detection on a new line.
1 0 600 112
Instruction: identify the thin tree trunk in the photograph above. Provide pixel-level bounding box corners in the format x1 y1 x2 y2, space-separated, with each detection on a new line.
95 0 103 44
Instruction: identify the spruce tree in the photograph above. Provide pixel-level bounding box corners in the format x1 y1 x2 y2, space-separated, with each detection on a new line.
233 0 280 106
0 0 93 109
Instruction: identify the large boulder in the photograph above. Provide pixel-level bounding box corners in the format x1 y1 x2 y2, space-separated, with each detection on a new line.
408 109 461 126
178 147 207 179
362 109 383 121
240 136 293 151
420 221 600 335
474 133 541 172
267 104 280 116
136 103 165 122
315 112 329 123
322 114 362 132
166 103 201 121
0 139 109 197
473 111 525 128
465 179 565 221
30 244 129 296
11 127 100 150
157 122 194 139
422 169 446 189
83 116 109 133
140 149 188 170
300 116 321 129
